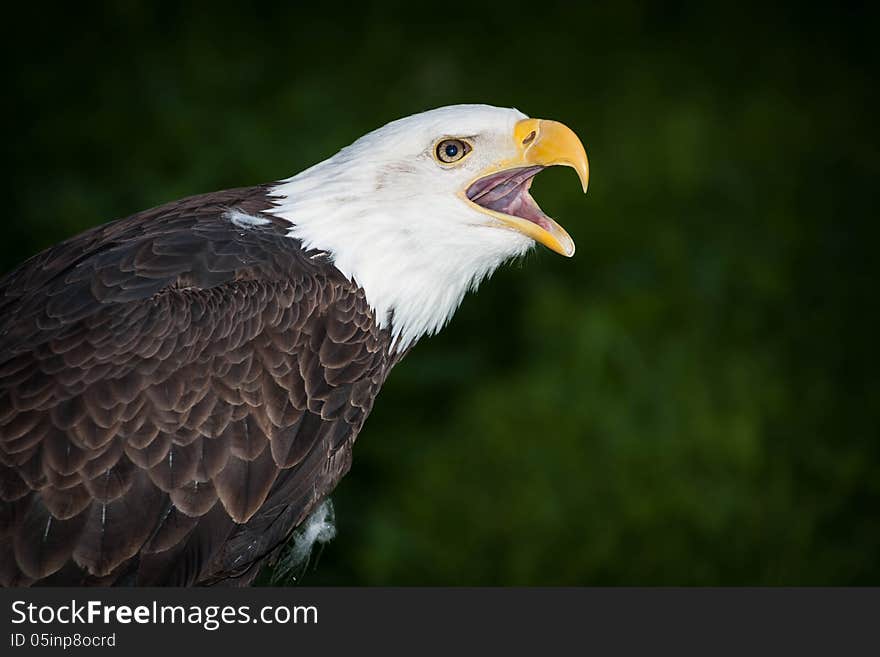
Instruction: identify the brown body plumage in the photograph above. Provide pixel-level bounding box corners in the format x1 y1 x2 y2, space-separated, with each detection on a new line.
0 186 402 585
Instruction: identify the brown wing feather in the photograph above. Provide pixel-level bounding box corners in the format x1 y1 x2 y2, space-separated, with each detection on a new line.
0 186 400 586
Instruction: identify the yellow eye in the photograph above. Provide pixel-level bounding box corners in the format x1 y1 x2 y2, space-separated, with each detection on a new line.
435 138 471 164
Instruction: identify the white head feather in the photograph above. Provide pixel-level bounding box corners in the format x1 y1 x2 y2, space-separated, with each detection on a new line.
268 104 535 350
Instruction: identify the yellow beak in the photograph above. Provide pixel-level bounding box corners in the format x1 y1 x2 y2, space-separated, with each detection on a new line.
464 118 589 257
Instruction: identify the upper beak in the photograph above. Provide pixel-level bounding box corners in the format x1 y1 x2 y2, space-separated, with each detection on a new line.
515 118 589 193
464 117 589 257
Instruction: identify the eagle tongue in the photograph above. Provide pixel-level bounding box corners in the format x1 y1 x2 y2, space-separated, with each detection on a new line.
467 166 544 204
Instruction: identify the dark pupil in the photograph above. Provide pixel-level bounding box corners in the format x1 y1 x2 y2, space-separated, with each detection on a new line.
445 143 459 158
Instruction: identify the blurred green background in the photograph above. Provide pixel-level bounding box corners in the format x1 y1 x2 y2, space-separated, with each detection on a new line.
5 2 878 584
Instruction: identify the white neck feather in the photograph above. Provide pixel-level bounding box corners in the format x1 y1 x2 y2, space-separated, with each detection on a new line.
267 152 531 350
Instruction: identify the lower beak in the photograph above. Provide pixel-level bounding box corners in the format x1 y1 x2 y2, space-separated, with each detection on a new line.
464 118 589 257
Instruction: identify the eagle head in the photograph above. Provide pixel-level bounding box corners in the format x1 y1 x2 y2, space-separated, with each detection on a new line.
269 104 589 349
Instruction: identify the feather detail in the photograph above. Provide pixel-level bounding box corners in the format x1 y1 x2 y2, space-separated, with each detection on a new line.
0 185 402 585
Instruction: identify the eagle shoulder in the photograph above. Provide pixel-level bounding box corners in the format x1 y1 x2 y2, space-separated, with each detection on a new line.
0 186 399 586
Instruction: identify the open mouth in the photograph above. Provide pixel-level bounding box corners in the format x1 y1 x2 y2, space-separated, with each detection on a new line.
465 165 554 232
459 118 587 258
463 164 575 256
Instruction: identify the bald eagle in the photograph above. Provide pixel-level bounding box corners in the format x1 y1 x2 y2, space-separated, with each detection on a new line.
0 105 588 586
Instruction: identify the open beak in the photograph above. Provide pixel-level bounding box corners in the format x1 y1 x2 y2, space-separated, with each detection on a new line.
463 118 589 257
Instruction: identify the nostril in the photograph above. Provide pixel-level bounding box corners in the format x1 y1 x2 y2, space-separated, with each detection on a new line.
522 130 536 146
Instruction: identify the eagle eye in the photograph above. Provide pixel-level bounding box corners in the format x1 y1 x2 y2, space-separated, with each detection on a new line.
435 138 471 164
